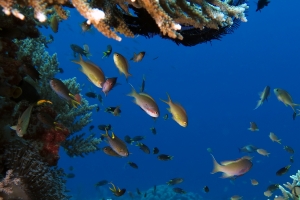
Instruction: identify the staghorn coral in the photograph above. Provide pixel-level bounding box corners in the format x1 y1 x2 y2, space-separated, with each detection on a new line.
61 132 102 158
279 170 300 200
0 140 70 200
0 0 248 45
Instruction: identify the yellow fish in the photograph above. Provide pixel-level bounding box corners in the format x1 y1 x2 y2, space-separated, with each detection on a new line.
72 55 105 88
113 53 131 81
160 93 187 127
11 100 52 137
274 88 299 112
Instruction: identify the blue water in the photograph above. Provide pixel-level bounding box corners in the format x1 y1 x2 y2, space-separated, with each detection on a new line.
41 1 300 199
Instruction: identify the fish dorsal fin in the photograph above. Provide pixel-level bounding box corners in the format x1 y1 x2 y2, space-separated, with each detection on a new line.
220 160 236 165
139 93 155 101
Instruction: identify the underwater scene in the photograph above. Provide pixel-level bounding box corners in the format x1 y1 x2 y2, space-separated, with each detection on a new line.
0 0 300 200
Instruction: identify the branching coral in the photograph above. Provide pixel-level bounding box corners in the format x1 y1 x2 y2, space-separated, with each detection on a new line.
0 0 248 45
61 132 102 158
278 170 300 200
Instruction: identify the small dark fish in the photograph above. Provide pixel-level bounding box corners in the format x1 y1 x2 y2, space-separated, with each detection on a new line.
102 77 117 96
173 188 186 194
158 154 173 161
150 127 156 135
153 147 159 154
136 142 150 154
267 184 279 192
109 183 126 197
256 0 270 12
58 67 64 73
95 180 108 187
113 106 121 116
49 34 54 41
153 185 156 194
69 166 74 171
102 146 121 157
124 135 132 144
131 136 145 142
293 112 297 120
103 45 112 58
167 178 183 185
96 106 100 112
131 51 145 62
89 125 94 131
66 173 75 178
276 165 291 176
80 20 92 32
105 107 122 114
239 144 258 153
290 156 294 163
70 44 91 58
153 56 159 60
144 192 147 198
203 186 209 193
98 124 112 131
163 114 168 120
140 75 145 92
97 94 103 104
136 188 141 195
128 161 138 169
283 146 294 154
85 92 97 98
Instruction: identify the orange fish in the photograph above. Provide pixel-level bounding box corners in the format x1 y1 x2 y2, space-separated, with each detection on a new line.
211 155 252 178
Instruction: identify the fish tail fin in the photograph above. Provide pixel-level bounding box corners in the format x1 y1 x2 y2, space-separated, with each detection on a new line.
125 73 132 82
211 154 222 174
70 100 81 108
127 84 137 97
291 104 300 112
130 53 137 61
72 54 83 64
160 92 172 105
169 156 174 160
102 52 106 59
254 100 262 110
102 129 109 138
278 139 282 144
36 100 52 106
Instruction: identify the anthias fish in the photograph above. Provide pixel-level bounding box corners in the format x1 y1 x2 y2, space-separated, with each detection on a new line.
211 155 252 178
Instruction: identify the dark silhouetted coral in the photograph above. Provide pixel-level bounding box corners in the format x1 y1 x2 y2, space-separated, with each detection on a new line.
0 140 71 200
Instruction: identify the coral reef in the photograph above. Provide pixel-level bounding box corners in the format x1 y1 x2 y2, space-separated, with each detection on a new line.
137 185 203 200
278 170 300 199
0 0 249 46
0 140 70 200
62 132 102 158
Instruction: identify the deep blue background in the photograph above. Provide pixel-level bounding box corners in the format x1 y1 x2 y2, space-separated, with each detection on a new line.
40 1 300 199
